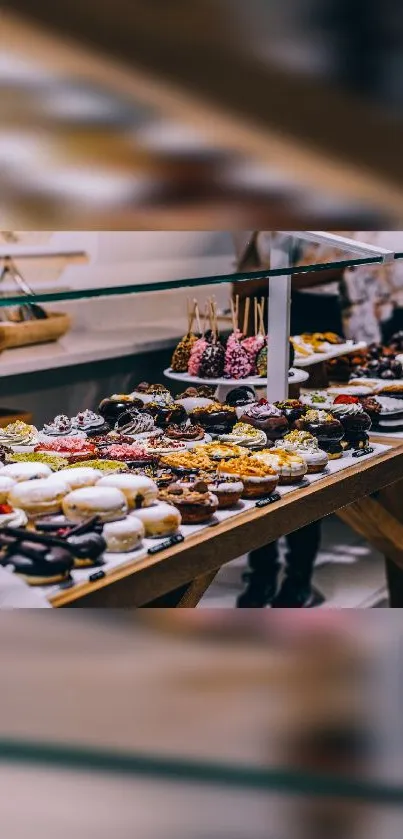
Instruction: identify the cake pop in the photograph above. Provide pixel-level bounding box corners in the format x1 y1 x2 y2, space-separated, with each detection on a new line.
171 300 200 372
241 299 265 374
199 299 225 379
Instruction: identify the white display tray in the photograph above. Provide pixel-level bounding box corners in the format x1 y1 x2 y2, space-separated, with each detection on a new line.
164 367 309 387
31 441 390 603
294 339 367 367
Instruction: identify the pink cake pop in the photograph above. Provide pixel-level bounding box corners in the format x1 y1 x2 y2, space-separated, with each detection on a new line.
188 336 208 376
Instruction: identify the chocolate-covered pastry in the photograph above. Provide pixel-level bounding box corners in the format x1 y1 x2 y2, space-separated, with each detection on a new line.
98 395 143 423
225 386 256 408
240 400 289 442
165 423 205 441
359 396 382 423
146 398 187 428
296 410 345 459
330 397 372 450
0 537 74 585
0 445 12 464
274 399 306 425
189 403 236 435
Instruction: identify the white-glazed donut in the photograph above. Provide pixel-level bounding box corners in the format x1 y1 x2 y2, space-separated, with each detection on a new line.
0 462 52 482
0 476 17 503
133 502 181 537
103 516 145 553
62 486 128 523
9 478 70 518
58 467 103 490
96 474 158 509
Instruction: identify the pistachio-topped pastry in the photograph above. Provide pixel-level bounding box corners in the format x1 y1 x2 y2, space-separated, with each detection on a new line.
218 422 267 449
9 452 69 471
253 447 307 484
295 410 344 459
279 431 328 474
0 421 39 451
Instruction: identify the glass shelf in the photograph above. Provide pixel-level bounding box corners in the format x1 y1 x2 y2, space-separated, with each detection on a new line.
0 254 394 308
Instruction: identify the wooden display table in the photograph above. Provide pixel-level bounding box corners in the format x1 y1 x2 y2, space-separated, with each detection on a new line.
50 436 403 608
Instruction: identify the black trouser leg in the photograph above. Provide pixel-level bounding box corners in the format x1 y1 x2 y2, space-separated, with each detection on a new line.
273 520 324 608
236 540 280 608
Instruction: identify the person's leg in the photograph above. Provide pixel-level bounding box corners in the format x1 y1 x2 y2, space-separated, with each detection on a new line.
237 540 280 608
272 520 324 608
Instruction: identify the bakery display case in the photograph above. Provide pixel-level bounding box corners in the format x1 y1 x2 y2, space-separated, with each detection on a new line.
1 231 403 607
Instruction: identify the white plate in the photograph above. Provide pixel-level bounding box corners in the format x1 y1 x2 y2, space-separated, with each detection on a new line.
293 339 367 367
164 367 309 387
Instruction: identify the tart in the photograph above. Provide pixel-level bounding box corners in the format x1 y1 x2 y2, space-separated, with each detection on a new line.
330 397 372 450
194 441 249 461
159 481 218 524
8 452 69 471
98 443 156 464
160 450 214 474
280 431 328 473
66 459 128 474
295 410 344 459
189 403 236 435
35 437 97 463
142 436 188 457
254 448 307 484
218 422 267 450
218 456 279 499
240 400 289 442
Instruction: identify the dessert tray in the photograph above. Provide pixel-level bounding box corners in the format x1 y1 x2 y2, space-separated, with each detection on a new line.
164 367 309 388
42 441 390 605
293 340 367 367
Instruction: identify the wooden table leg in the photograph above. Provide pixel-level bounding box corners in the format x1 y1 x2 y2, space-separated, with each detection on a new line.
143 571 218 608
337 482 403 607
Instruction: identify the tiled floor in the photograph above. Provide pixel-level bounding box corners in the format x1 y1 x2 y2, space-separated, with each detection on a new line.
200 515 388 608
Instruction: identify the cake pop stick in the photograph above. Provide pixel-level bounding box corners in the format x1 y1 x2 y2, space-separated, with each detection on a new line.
243 297 250 337
193 299 202 335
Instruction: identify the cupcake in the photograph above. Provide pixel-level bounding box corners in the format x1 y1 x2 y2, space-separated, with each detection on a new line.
295 410 344 459
218 455 279 499
159 481 218 524
280 431 328 474
274 399 307 425
240 400 289 442
218 422 267 450
330 397 372 450
253 448 307 484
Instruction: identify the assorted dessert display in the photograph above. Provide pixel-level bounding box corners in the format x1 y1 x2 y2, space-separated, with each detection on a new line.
0 376 380 594
328 334 403 384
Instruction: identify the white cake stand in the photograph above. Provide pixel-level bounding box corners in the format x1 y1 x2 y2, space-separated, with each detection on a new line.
164 368 309 402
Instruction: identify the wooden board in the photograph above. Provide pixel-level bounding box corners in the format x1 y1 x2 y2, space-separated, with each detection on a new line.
51 437 403 608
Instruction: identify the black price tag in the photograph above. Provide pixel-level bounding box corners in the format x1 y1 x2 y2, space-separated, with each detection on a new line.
148 534 185 555
89 570 106 582
352 447 374 458
58 578 75 590
255 492 281 508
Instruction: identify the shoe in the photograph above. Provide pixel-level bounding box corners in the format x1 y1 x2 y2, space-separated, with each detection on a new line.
272 580 325 608
236 572 278 608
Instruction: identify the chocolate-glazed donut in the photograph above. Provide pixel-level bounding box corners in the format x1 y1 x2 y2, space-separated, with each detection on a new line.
240 401 289 442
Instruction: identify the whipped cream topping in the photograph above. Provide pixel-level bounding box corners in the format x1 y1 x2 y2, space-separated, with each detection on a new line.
42 415 82 437
72 410 105 431
115 410 156 436
0 422 39 448
330 403 364 416
243 402 282 419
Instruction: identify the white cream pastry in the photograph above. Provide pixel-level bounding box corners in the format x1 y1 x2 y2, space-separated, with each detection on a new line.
218 423 267 449
96 474 158 509
133 502 181 537
0 421 39 452
9 478 70 518
277 433 328 474
0 476 16 503
300 392 334 410
175 396 214 413
0 462 52 482
57 467 103 490
254 448 307 483
103 516 145 553
62 486 128 523
41 415 85 438
114 411 159 439
0 505 28 528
